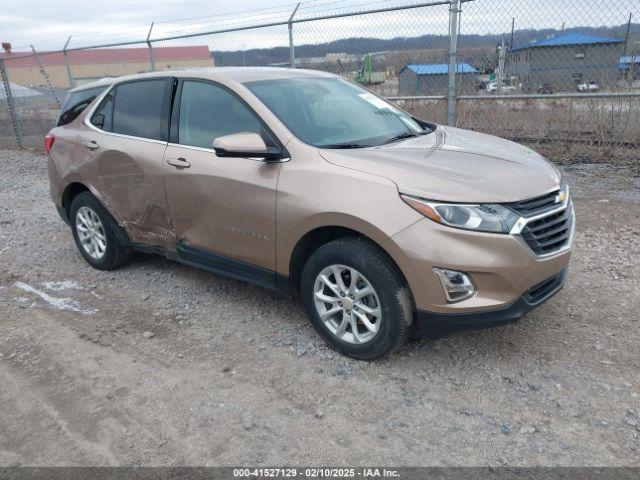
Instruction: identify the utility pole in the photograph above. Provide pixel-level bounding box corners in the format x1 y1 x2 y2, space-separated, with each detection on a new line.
623 12 632 56
510 18 515 51
446 0 461 126
497 36 506 93
288 3 300 68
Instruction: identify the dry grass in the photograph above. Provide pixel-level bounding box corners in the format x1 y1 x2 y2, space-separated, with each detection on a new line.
399 96 640 172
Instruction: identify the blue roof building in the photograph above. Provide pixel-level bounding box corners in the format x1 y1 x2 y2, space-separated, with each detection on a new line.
619 55 640 70
398 63 479 95
506 33 625 91
619 55 640 81
402 63 479 76
510 33 624 52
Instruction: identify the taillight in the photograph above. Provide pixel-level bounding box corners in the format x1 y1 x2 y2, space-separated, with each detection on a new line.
44 134 56 154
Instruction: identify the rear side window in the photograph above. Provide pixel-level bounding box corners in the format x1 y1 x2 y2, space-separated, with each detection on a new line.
57 86 105 126
90 91 114 132
112 80 168 141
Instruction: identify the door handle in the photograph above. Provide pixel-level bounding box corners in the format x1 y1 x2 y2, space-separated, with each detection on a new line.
166 157 191 169
82 140 99 150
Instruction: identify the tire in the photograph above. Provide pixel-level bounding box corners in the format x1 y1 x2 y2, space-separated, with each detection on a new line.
301 238 412 360
69 192 131 270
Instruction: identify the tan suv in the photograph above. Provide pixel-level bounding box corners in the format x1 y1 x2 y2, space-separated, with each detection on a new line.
46 68 574 359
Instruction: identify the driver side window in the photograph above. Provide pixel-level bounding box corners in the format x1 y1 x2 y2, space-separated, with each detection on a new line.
178 81 268 149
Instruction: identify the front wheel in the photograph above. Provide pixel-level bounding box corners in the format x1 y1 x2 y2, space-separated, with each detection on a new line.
300 238 412 360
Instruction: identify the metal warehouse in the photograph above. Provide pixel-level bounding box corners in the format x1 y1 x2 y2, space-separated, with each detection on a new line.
506 33 625 91
397 63 479 95
619 55 640 80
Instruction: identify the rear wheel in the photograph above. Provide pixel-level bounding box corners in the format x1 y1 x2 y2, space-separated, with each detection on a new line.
70 192 131 270
301 238 412 360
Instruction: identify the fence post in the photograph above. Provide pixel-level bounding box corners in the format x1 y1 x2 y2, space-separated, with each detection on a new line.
30 45 61 109
0 59 24 148
63 35 75 89
446 0 461 126
288 3 300 68
147 22 156 72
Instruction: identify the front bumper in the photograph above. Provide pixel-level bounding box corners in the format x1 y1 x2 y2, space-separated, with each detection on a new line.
382 214 573 313
416 268 566 339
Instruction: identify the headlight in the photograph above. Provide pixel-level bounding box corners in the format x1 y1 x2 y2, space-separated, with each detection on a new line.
557 178 569 204
401 194 519 234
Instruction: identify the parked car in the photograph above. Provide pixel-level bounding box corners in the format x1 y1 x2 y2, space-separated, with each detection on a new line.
487 81 516 93
577 81 599 92
537 83 554 94
46 68 574 359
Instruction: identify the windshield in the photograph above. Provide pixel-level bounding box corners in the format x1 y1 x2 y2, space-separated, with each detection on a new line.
246 77 431 148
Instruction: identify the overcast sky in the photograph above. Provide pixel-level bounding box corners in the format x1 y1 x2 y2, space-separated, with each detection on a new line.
1 0 635 52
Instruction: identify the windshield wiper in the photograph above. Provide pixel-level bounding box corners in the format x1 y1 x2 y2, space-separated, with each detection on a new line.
382 126 435 145
319 143 369 149
382 131 430 145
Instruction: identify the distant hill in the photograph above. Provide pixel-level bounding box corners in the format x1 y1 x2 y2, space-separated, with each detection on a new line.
213 23 640 69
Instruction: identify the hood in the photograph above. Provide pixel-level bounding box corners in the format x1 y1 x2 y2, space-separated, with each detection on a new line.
318 126 561 203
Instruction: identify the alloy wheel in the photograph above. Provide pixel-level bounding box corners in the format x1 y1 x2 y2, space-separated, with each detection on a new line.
75 206 107 260
313 264 382 344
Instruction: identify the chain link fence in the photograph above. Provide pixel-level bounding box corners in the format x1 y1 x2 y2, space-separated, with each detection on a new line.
1 0 638 152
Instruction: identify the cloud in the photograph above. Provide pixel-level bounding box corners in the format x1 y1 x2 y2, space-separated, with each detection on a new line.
1 0 633 53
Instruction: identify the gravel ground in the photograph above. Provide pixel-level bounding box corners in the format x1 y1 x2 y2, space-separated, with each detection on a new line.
0 149 638 467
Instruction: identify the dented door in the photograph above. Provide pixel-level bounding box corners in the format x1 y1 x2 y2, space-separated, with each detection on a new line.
80 78 175 249
88 134 174 249
162 79 281 271
162 144 280 271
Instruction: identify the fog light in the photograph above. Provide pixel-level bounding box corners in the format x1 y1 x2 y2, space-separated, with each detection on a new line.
433 268 476 303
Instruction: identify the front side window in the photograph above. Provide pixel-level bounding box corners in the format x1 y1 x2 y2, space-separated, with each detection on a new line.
112 80 167 140
58 86 106 126
246 77 428 148
178 80 265 149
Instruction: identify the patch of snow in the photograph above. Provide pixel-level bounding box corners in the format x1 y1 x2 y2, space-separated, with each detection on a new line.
42 280 81 291
14 282 97 315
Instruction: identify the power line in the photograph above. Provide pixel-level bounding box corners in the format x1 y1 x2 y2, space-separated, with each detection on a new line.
153 1 311 25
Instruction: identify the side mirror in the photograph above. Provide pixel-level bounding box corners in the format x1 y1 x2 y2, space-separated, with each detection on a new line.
213 132 282 161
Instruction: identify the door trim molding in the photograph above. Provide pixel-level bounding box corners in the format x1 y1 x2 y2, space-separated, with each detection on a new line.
176 242 289 295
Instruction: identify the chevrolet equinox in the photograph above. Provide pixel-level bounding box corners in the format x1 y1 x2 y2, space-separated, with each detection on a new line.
46 68 574 359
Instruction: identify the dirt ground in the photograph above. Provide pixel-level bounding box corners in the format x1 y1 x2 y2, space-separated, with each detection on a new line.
0 149 638 467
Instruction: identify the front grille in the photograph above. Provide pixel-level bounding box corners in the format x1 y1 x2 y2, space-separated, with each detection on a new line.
507 190 560 217
524 270 565 304
520 206 573 255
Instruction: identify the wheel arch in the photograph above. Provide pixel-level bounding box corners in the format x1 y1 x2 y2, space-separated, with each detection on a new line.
286 221 413 305
61 182 90 218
